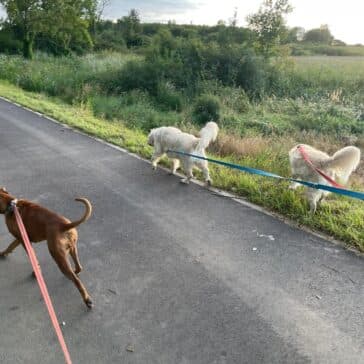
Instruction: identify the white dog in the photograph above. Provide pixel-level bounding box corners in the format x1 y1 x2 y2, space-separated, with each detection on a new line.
289 144 361 212
147 122 219 185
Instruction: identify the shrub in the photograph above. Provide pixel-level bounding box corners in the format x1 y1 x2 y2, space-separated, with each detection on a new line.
155 83 183 112
192 94 221 125
105 59 161 96
90 95 123 120
235 51 267 98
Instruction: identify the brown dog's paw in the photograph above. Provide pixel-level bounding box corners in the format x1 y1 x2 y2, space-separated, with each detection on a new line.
74 267 82 275
85 297 93 309
0 254 7 259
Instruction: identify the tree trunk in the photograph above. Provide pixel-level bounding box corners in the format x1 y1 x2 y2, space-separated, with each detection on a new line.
23 34 34 59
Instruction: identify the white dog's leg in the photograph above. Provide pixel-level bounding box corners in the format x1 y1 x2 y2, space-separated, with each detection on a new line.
180 161 193 184
201 162 212 186
151 153 163 170
289 181 301 190
169 159 180 175
306 189 323 213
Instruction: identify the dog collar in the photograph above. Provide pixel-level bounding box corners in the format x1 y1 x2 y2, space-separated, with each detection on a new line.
4 199 18 215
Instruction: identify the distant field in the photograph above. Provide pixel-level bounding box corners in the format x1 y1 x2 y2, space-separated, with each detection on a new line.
291 44 364 57
288 56 364 106
294 56 364 76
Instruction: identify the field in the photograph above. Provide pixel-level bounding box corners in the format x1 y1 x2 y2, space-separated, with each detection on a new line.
0 53 363 250
291 44 364 57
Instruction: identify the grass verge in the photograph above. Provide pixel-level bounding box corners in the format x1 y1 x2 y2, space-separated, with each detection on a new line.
0 80 363 251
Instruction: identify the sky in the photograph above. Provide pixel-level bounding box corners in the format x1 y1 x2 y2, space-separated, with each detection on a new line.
1 1 363 45
102 0 364 45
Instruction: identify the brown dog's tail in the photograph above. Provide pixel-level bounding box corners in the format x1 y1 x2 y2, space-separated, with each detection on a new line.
62 198 92 232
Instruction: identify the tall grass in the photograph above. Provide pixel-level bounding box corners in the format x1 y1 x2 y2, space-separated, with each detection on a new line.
0 52 140 103
1 52 363 137
290 56 364 102
291 44 364 57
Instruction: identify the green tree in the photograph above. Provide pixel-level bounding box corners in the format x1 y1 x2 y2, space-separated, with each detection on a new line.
247 0 292 56
118 8 143 48
286 26 305 43
303 25 334 44
151 28 177 59
229 7 238 27
0 0 97 58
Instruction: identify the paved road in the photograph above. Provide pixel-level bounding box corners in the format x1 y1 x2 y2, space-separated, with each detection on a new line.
0 98 363 364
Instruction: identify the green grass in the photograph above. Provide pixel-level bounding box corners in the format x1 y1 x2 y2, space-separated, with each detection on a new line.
292 56 364 100
0 52 363 136
0 80 363 251
291 44 364 57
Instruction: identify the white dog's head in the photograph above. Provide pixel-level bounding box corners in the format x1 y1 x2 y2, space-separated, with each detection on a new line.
147 129 156 146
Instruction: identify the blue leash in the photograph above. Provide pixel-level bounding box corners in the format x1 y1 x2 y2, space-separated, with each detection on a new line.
168 150 364 201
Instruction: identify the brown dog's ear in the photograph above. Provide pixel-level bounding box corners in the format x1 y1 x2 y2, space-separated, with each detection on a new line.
0 187 9 194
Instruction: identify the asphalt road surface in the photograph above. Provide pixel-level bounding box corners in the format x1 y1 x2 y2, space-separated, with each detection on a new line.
0 98 363 364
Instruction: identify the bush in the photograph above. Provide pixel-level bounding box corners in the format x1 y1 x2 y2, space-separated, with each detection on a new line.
155 83 183 112
192 94 221 125
235 51 267 98
104 59 161 96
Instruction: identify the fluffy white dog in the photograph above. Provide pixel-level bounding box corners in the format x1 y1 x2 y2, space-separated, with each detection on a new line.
289 144 361 212
147 121 219 185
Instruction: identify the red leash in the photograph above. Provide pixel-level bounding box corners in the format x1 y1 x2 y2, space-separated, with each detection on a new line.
297 145 344 188
12 203 72 364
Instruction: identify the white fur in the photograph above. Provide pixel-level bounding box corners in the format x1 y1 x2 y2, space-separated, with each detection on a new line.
147 122 219 184
289 144 361 212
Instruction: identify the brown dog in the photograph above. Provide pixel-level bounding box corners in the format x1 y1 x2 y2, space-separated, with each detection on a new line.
0 188 93 308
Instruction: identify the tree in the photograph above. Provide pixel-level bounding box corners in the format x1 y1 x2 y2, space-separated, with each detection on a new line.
151 28 177 59
303 25 334 44
286 26 305 43
229 7 238 27
0 0 97 58
247 0 292 56
117 9 143 48
89 0 110 36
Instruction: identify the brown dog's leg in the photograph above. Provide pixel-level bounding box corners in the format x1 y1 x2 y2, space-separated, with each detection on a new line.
70 246 83 275
48 244 92 308
0 239 21 257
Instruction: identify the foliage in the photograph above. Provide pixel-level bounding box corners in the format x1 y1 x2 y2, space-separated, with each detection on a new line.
247 0 293 56
192 94 221 124
285 27 305 43
0 0 96 58
303 25 334 44
0 52 363 136
0 25 22 53
116 9 143 48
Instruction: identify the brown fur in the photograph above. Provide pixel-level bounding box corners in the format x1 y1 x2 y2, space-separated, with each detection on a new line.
0 188 93 308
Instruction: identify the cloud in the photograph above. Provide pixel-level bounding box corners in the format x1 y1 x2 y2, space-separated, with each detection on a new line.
103 0 205 21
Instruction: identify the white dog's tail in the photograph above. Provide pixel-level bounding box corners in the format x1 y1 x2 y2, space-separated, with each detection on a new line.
323 146 361 183
196 121 219 151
